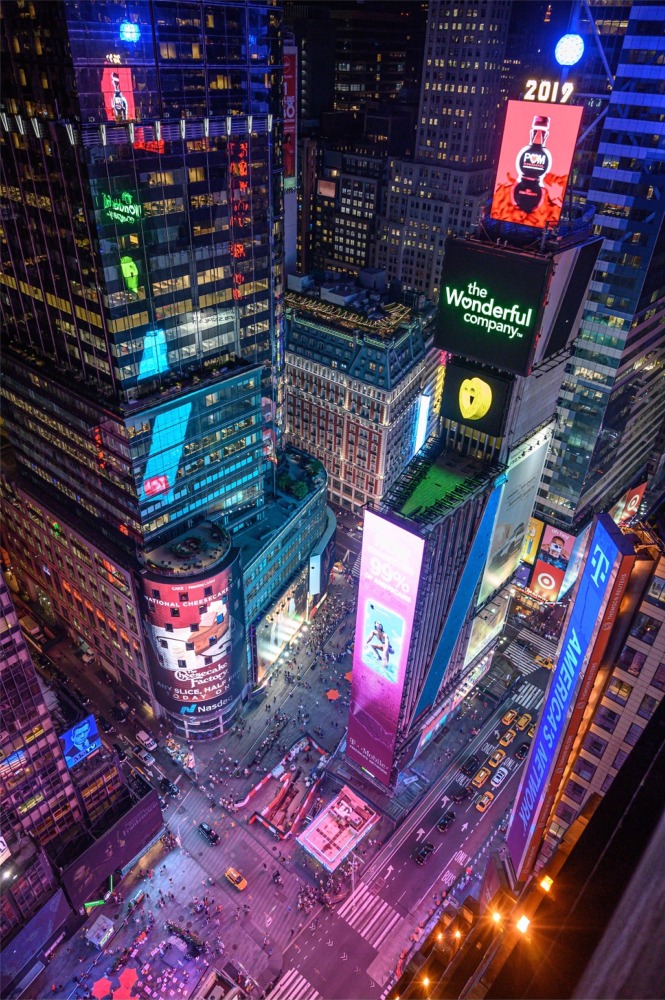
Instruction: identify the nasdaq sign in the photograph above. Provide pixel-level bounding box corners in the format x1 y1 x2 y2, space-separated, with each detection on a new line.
506 514 620 878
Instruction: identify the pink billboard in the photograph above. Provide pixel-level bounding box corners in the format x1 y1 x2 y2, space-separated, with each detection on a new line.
346 512 424 786
283 46 297 181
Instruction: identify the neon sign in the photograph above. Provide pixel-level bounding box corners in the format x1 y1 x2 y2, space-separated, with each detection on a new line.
228 139 251 302
101 191 142 225
524 79 574 103
120 255 139 293
119 20 141 43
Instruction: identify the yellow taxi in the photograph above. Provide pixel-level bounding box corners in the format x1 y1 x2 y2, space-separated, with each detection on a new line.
501 709 518 726
472 766 491 788
476 791 494 813
500 728 516 747
224 867 248 891
516 713 532 731
488 748 505 768
528 723 537 739
534 654 554 670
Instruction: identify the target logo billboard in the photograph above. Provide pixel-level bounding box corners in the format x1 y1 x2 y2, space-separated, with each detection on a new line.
531 562 565 601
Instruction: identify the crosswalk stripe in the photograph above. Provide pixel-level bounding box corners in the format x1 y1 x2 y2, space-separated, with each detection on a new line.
338 884 402 948
268 968 321 1000
337 883 369 918
374 911 403 949
360 899 391 937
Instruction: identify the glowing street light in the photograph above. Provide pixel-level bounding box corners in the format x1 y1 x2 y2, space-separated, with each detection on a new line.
492 911 501 924
540 875 554 892
516 915 531 934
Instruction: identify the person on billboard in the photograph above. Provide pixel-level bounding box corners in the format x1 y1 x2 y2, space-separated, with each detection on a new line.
364 622 394 667
111 71 129 121
539 534 570 571
62 718 98 767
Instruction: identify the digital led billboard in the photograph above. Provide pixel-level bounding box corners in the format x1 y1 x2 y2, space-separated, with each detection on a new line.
101 66 135 123
142 553 246 715
530 525 575 602
347 512 424 785
478 435 550 604
436 239 551 376
59 715 102 770
441 361 510 437
507 515 623 879
283 46 297 181
610 482 646 525
520 517 545 566
490 100 583 229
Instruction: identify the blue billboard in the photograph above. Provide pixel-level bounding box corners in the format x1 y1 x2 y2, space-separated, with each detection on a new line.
59 714 102 770
507 514 620 876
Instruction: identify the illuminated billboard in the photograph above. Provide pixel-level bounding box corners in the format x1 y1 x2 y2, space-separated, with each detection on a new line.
436 239 551 376
441 362 510 437
490 100 583 229
610 482 647 525
283 46 297 182
478 435 550 604
142 553 246 715
530 525 575 602
347 512 424 785
507 515 634 879
59 715 102 770
101 66 135 122
520 517 545 566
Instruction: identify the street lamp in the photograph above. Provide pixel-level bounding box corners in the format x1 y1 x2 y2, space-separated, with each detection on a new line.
539 875 553 893
516 915 530 934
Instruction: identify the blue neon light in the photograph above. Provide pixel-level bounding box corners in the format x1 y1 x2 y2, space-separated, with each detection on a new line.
413 393 431 456
509 514 621 866
119 20 141 43
141 402 192 506
138 329 169 381
555 33 584 66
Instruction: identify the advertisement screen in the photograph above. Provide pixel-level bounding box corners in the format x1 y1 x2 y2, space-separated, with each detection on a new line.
347 512 424 785
610 482 647 525
436 239 551 376
530 525 575 602
143 554 246 715
559 524 591 599
464 592 510 666
283 46 297 181
478 436 550 604
441 362 510 437
490 100 583 229
62 792 163 910
59 715 102 770
101 66 135 122
507 515 621 879
520 517 545 566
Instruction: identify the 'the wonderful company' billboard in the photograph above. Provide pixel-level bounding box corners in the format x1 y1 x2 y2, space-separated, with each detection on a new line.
437 238 552 376
490 100 583 229
142 553 246 716
347 512 424 786
506 515 631 880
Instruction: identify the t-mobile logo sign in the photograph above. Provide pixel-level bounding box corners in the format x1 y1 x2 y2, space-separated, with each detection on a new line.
590 544 611 587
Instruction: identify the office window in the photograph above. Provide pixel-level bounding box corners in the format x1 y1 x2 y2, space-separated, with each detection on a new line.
624 723 643 746
630 612 659 645
595 706 620 733
582 733 608 758
563 779 586 804
605 677 632 706
617 644 647 677
637 694 658 720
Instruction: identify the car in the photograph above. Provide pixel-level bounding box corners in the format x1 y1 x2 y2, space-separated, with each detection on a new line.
476 790 494 813
491 765 509 788
515 713 532 731
460 754 481 776
132 745 155 767
528 723 537 739
136 730 158 751
488 748 506 768
99 716 115 734
499 728 516 747
160 777 180 798
198 822 219 845
534 654 554 670
414 842 435 865
224 867 248 890
110 705 127 722
436 811 456 833
111 742 127 761
472 766 491 788
73 686 91 707
450 784 473 803
501 709 518 726
515 742 530 760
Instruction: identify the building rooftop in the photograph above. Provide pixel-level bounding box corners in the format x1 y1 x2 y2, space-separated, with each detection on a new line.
382 440 503 525
142 521 232 579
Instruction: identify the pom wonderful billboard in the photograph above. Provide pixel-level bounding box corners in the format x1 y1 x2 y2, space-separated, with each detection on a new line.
490 100 583 229
437 239 551 376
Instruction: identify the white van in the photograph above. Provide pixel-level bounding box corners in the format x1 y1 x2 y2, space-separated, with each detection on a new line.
136 730 157 751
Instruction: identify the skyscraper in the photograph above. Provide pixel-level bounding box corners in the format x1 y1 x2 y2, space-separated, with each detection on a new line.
0 1 290 738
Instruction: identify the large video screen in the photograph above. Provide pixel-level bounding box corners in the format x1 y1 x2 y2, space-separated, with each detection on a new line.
436 239 551 376
59 715 102 770
142 553 247 715
530 524 576 602
347 513 425 786
441 361 510 437
490 100 583 229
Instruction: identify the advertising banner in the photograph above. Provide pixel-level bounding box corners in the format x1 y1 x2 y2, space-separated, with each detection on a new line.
62 792 163 910
441 361 510 437
478 436 550 604
506 515 624 880
143 554 246 715
283 46 297 182
530 525 575 602
347 512 424 785
464 592 510 667
610 482 647 525
59 715 102 770
101 66 135 122
436 239 551 376
490 100 583 229
520 517 545 566
559 524 591 599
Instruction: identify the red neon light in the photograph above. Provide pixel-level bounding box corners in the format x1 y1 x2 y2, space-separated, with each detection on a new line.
144 474 170 497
